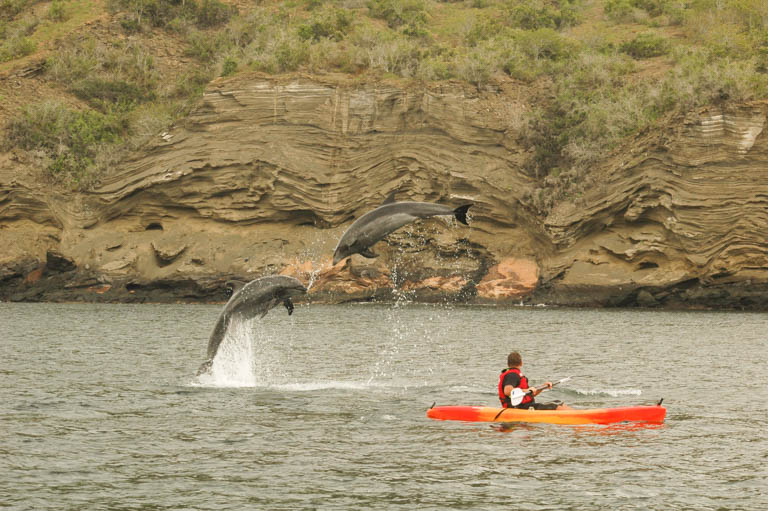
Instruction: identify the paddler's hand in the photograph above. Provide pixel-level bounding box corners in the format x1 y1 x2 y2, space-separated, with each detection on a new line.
544 382 553 389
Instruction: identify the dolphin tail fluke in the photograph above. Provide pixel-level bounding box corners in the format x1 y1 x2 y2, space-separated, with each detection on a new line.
283 298 294 315
197 359 213 376
453 204 472 225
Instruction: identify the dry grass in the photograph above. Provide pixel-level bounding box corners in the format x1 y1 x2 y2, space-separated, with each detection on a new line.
2 0 767 195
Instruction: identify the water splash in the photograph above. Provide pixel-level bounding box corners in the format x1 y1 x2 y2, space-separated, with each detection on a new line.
196 319 257 387
195 318 297 388
289 229 335 291
272 381 394 392
572 388 643 397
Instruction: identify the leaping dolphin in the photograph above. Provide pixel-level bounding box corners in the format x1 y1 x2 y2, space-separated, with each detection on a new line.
197 275 307 375
332 193 472 265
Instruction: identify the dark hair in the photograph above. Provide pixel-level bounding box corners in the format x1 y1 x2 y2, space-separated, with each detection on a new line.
507 351 522 367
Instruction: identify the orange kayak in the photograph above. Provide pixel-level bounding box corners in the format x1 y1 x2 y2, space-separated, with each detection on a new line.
427 404 666 425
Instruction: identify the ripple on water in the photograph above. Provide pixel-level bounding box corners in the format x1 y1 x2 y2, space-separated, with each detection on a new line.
1 303 767 509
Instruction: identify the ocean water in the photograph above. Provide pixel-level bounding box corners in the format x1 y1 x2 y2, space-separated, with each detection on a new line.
1 302 766 510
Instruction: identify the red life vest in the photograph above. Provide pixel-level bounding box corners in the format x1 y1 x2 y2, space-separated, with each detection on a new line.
498 367 532 408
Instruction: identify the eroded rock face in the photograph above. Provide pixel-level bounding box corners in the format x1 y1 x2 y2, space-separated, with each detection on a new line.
535 105 768 308
476 258 539 302
1 75 768 309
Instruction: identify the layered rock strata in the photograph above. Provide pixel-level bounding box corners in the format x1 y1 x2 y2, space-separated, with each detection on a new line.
1 75 767 309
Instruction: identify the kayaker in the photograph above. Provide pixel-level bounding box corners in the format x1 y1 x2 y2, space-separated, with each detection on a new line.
499 351 572 410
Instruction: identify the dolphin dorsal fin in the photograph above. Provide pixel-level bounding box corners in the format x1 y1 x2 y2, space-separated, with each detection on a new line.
382 191 397 205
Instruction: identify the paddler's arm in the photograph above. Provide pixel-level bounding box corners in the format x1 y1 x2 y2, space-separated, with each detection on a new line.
527 382 554 397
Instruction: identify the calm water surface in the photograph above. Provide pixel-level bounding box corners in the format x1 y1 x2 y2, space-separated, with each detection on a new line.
1 302 766 510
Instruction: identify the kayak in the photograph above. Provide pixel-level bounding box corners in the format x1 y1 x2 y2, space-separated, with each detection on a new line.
427 404 666 425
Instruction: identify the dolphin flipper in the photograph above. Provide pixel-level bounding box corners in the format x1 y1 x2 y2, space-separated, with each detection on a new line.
283 298 294 315
359 248 378 259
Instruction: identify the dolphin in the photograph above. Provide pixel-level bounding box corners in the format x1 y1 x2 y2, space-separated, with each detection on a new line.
197 275 307 375
332 193 472 265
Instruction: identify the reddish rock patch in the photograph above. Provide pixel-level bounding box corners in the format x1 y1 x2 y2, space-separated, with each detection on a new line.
24 267 44 284
402 275 467 293
87 285 112 294
281 258 392 297
476 258 539 300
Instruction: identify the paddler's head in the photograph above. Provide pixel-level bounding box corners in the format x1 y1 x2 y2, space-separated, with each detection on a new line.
507 351 522 369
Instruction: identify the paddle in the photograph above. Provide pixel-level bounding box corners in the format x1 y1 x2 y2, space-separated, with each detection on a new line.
492 376 573 421
508 376 573 406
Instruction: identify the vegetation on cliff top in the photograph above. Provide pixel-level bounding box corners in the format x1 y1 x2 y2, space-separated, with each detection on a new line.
2 0 768 206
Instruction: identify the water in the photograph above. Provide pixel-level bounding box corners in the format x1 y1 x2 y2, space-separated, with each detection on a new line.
1 303 766 510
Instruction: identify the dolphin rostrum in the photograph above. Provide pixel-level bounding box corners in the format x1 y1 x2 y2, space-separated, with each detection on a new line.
197 275 307 375
332 193 472 265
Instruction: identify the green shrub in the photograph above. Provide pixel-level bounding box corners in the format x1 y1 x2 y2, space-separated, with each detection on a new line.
4 101 127 187
48 0 67 21
463 18 503 46
350 28 422 75
683 2 763 57
303 0 324 10
71 78 153 109
0 13 38 62
417 55 456 80
631 0 672 17
604 0 634 22
728 0 768 32
462 37 513 81
0 0 31 21
274 40 311 72
221 56 237 76
306 39 359 73
514 28 577 61
45 42 100 83
521 50 650 173
0 35 35 61
619 32 670 58
660 47 768 110
197 0 236 27
605 0 687 24
297 7 353 41
366 0 428 29
249 32 311 73
172 66 214 99
109 0 185 28
46 40 159 108
110 0 234 31
186 29 230 62
508 0 579 30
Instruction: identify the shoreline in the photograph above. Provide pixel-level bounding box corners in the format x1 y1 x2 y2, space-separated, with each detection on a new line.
3 268 766 311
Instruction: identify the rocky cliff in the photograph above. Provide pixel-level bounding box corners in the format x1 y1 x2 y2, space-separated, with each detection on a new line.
2 74 768 309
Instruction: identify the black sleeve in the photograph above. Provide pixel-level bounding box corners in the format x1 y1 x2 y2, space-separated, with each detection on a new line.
502 372 521 389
